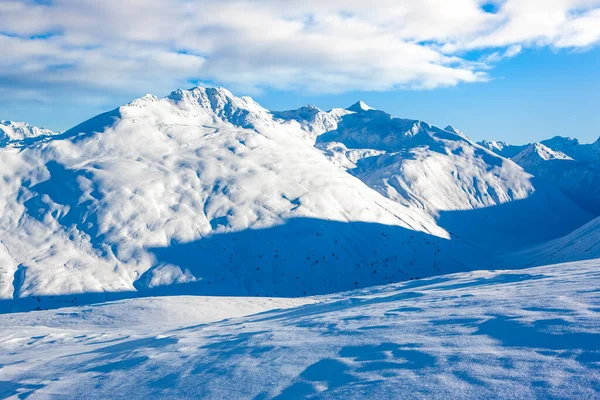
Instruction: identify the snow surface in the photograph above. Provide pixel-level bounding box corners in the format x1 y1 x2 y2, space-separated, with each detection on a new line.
0 86 596 308
512 216 600 267
1 259 599 399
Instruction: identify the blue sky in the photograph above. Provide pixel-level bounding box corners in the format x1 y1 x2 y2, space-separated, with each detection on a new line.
258 47 600 144
1 0 599 144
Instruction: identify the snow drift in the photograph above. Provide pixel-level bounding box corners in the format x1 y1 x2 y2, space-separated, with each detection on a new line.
1 258 599 398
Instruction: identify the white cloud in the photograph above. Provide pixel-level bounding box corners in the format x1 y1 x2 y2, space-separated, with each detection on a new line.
554 8 600 47
481 44 523 63
0 0 599 102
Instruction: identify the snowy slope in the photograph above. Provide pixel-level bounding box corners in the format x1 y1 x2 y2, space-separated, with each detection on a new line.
511 216 600 267
0 87 596 307
311 106 591 249
1 259 599 399
0 87 471 304
314 105 533 212
313 108 518 211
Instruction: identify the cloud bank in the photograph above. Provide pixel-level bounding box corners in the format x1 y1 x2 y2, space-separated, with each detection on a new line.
1 0 600 102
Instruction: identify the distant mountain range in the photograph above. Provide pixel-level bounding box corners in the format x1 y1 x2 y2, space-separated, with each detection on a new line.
478 136 600 161
1 87 598 311
479 136 600 214
0 120 59 146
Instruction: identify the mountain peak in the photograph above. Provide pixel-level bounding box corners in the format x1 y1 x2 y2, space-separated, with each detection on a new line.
271 104 323 120
513 142 573 165
444 125 469 139
124 94 160 108
346 101 374 112
161 86 270 128
543 135 580 148
166 86 235 103
0 120 57 145
303 104 320 111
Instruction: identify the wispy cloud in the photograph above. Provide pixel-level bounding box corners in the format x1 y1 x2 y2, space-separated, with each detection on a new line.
481 44 523 63
1 0 599 103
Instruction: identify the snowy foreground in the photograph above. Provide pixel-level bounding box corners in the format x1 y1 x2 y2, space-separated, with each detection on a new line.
1 259 599 399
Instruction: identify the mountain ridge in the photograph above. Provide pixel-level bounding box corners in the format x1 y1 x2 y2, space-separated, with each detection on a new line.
0 86 596 309
0 120 58 146
479 135 600 161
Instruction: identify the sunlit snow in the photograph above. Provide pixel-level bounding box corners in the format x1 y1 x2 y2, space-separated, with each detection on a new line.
1 259 599 399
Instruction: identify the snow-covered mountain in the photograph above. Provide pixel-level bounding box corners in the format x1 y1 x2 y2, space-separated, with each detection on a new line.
477 139 526 158
479 135 600 162
479 136 600 215
271 104 349 141
0 120 57 146
524 167 600 215
508 142 600 215
312 105 590 249
0 87 461 304
512 142 573 165
3 87 464 302
542 135 600 162
443 124 469 139
311 103 534 214
0 87 596 309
